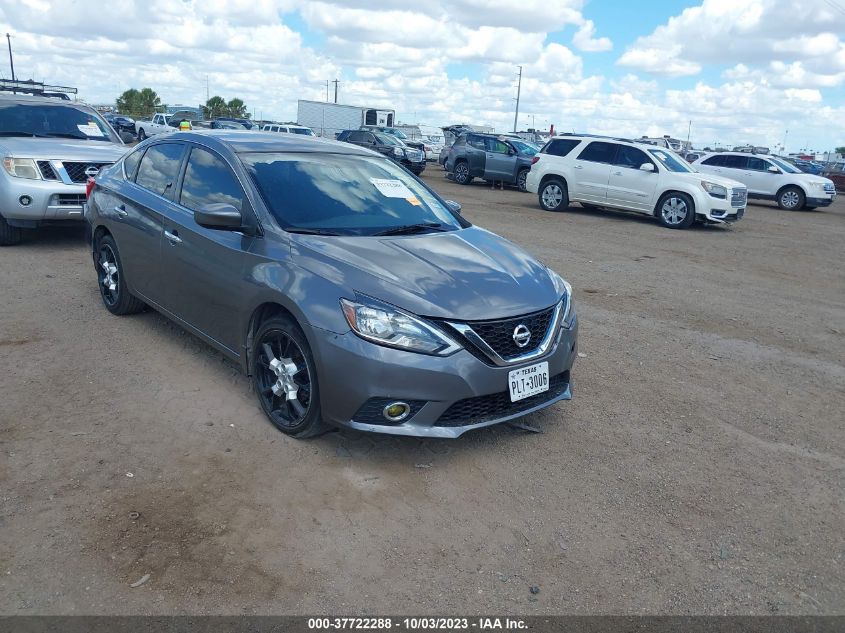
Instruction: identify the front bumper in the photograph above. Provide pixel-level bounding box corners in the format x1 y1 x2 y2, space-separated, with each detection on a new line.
307 315 578 438
806 195 835 207
405 159 426 174
0 174 87 224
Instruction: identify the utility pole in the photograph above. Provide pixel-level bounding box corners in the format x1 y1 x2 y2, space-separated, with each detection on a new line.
512 65 522 133
332 79 339 104
6 33 15 85
325 80 329 102
686 120 691 150
205 75 209 104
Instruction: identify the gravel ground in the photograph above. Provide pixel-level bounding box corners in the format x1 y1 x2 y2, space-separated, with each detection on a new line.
1 167 843 615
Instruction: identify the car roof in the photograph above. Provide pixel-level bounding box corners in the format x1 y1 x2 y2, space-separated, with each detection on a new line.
173 130 375 155
0 93 92 106
705 151 778 159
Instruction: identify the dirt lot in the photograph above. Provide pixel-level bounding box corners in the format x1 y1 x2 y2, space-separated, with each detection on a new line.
1 167 843 615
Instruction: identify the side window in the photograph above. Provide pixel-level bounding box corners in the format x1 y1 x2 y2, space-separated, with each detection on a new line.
614 145 651 169
702 155 724 166
179 147 244 212
135 143 185 200
123 148 144 181
467 135 485 150
485 138 510 154
577 141 617 163
363 132 377 144
279 127 289 133
347 131 365 142
452 136 466 147
723 155 748 169
543 139 579 157
746 157 769 171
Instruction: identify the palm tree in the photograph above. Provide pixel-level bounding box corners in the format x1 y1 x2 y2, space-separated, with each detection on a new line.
137 88 161 117
204 95 227 119
226 98 248 118
116 88 141 116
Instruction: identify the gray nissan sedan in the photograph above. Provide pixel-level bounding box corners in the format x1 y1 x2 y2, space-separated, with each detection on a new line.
86 131 578 438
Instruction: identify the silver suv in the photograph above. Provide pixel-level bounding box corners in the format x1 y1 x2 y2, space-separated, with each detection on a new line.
0 93 127 245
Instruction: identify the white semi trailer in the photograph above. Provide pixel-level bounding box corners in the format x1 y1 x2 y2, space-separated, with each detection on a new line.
296 100 396 138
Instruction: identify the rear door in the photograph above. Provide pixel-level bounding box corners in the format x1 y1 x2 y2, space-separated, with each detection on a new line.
483 137 517 182
465 134 487 177
111 142 187 302
570 141 615 202
606 145 659 211
715 155 750 188
156 144 255 355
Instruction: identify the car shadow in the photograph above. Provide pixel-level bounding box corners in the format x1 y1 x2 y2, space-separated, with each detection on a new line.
557 203 731 231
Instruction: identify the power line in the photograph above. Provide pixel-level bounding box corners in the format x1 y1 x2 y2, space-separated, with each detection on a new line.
821 0 845 15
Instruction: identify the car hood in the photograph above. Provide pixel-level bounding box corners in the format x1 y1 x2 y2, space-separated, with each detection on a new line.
798 174 835 186
690 172 747 189
291 226 560 320
0 137 126 161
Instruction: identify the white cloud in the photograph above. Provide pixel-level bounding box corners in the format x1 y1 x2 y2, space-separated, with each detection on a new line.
572 20 612 52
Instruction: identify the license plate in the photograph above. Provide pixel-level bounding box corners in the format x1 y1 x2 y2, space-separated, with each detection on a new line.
508 361 549 402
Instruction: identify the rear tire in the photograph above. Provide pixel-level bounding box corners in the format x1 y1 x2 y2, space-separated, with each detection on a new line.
137 128 146 141
777 186 804 210
95 235 146 315
453 161 472 185
656 192 695 229
252 316 328 439
0 214 22 246
538 179 568 212
517 169 529 192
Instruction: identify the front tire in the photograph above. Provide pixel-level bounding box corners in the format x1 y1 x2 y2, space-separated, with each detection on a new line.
95 235 146 315
539 179 568 212
0 214 22 246
453 161 472 185
656 192 695 229
253 316 327 438
777 186 805 210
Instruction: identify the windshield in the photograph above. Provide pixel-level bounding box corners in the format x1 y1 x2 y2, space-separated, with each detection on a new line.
0 102 120 142
649 148 693 173
375 132 403 146
510 140 539 157
291 128 313 135
769 157 801 174
241 152 464 236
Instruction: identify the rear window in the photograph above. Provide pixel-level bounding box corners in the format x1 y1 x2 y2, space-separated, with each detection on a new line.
240 152 463 236
577 141 617 163
135 143 185 199
702 155 724 166
542 139 579 157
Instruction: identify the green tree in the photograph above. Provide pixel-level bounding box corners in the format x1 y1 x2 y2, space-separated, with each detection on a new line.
137 88 161 117
116 88 141 115
226 98 248 118
203 95 227 119
836 146 845 154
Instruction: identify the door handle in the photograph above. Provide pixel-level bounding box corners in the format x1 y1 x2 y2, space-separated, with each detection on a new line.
574 165 583 170
114 205 128 218
613 171 622 176
164 230 182 245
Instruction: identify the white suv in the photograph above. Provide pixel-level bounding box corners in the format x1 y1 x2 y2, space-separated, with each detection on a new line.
525 135 747 229
692 152 836 211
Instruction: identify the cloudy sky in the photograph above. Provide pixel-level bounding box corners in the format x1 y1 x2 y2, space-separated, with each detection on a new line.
2 0 844 152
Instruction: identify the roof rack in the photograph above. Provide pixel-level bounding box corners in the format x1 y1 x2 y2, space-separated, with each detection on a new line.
0 79 78 100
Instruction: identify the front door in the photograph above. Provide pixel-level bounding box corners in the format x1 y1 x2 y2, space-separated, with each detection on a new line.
606 145 659 211
156 145 254 355
483 137 516 182
744 156 779 196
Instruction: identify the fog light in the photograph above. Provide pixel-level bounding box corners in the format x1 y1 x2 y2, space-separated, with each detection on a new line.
19 195 32 206
383 402 411 422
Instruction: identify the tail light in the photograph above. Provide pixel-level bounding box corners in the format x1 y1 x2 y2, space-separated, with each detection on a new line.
531 156 541 165
85 177 96 199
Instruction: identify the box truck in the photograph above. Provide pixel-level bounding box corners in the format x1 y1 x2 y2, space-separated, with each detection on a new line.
297 100 396 138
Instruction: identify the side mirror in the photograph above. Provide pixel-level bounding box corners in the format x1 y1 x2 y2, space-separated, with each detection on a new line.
445 200 462 215
194 203 243 230
640 163 655 172
767 166 780 173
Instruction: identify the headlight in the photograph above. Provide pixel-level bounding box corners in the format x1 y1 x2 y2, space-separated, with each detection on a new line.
2 157 41 180
812 181 828 190
701 181 726 199
340 297 461 356
548 270 575 329
392 147 405 158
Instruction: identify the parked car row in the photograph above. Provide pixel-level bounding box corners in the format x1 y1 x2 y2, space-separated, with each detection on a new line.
444 132 540 191
336 129 426 175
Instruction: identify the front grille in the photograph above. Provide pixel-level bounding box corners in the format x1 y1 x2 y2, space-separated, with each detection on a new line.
730 188 747 207
37 160 59 180
466 306 555 360
56 194 85 206
406 149 424 162
352 398 426 425
436 371 570 427
62 161 111 183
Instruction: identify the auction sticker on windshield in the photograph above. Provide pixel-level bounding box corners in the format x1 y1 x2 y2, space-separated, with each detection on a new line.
370 178 414 199
77 123 104 137
508 361 549 402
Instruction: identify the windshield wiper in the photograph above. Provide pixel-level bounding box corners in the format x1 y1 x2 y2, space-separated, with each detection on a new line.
0 131 44 137
374 222 447 236
284 227 342 236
